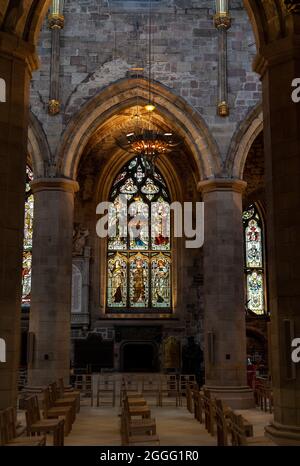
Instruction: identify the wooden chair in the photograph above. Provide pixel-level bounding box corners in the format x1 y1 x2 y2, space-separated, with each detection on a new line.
24 396 64 446
49 382 77 422
121 397 159 446
186 384 194 413
95 375 116 407
158 375 179 407
227 410 274 446
179 375 196 406
0 408 46 446
203 390 214 435
74 374 93 406
123 395 151 419
42 388 73 435
141 376 160 406
214 399 229 446
58 378 81 412
193 390 203 423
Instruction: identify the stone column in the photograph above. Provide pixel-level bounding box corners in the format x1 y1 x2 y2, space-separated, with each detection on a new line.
0 34 35 409
198 178 254 409
254 33 300 444
28 178 79 385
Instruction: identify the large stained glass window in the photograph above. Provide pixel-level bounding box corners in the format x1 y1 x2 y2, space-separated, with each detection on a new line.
243 204 266 315
22 166 34 306
107 155 171 313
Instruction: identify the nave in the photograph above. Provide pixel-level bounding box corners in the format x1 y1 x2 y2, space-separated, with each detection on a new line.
2 373 276 447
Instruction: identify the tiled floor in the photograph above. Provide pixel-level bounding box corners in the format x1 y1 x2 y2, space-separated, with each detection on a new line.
64 403 274 446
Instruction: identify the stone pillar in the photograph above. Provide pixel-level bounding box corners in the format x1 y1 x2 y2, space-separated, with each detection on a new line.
254 34 300 444
198 178 254 409
0 35 35 409
28 178 79 385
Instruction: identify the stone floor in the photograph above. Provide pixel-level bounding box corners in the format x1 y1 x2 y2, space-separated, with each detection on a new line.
64 402 274 446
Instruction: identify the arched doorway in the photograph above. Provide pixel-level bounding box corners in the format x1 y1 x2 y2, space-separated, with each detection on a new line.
120 341 158 372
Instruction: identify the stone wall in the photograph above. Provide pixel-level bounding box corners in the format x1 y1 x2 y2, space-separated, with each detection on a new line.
30 0 261 161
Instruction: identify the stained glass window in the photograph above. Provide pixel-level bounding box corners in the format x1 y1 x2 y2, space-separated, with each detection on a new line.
243 204 266 315
22 166 34 306
107 155 171 313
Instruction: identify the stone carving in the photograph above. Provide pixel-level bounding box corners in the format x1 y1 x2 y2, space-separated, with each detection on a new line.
162 336 180 369
73 224 89 256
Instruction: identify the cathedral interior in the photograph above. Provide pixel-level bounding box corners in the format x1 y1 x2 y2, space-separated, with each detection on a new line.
1 0 300 448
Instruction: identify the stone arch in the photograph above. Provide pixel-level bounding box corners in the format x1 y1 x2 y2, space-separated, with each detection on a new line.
56 78 221 181
225 103 263 179
243 1 288 50
0 1 51 44
28 111 51 178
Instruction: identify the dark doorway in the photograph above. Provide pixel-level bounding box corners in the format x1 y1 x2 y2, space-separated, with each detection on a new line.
121 342 158 372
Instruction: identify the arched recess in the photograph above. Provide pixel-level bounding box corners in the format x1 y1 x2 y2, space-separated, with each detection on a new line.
0 1 51 44
94 144 185 320
28 111 51 177
225 104 263 179
243 1 288 51
56 78 221 182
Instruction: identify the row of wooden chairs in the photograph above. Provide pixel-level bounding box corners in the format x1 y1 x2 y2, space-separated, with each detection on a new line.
254 379 273 413
21 378 80 445
121 390 159 446
0 407 46 446
189 388 274 446
72 373 197 408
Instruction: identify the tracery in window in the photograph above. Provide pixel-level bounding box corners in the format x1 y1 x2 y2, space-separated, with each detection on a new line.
107 155 171 313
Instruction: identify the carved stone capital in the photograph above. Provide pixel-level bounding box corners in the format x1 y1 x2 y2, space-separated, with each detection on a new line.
214 13 231 30
217 101 229 117
48 13 65 30
48 99 61 115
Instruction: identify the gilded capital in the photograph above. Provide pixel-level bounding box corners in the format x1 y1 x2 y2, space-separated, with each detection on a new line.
48 13 65 30
217 101 229 117
285 0 300 14
214 13 231 30
48 99 61 115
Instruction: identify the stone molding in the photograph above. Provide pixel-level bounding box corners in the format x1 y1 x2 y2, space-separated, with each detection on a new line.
0 31 38 73
31 178 79 194
253 34 300 77
197 178 247 195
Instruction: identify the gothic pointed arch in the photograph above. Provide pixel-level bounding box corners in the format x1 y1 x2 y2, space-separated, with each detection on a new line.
56 78 221 181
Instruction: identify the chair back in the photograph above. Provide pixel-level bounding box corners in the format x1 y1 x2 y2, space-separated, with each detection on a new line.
215 399 228 446
50 382 59 403
24 395 41 432
0 410 9 445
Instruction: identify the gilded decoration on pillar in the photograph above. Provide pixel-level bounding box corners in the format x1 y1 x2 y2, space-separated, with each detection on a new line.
48 13 65 30
285 0 300 14
48 99 61 115
218 101 230 117
213 13 231 30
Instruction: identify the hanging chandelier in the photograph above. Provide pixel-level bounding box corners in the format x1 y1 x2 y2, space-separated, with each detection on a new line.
115 0 181 171
116 126 181 171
